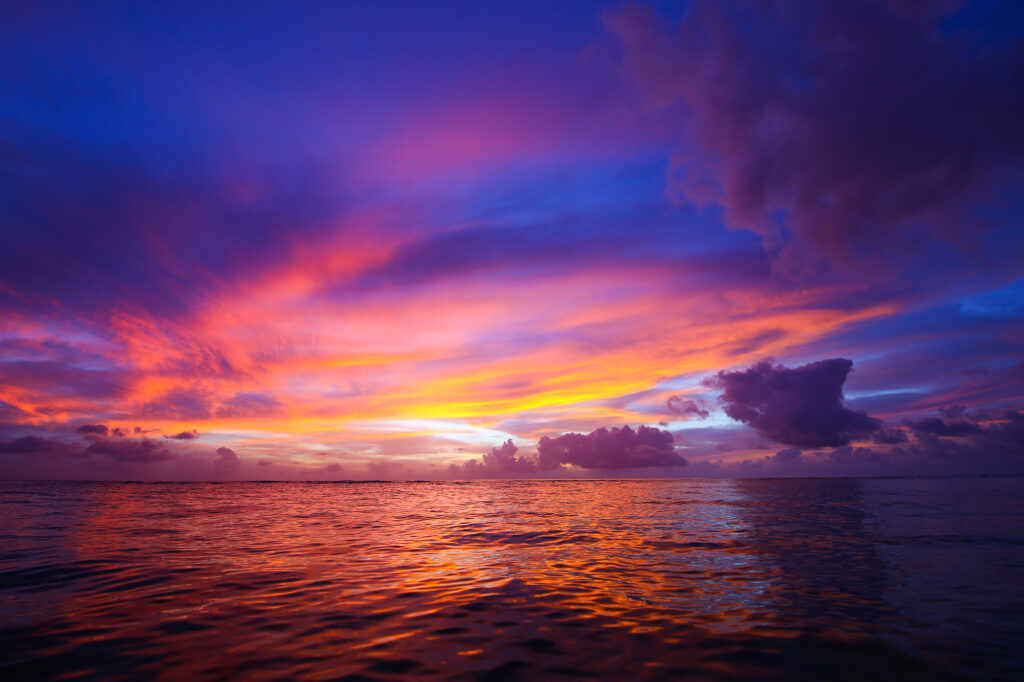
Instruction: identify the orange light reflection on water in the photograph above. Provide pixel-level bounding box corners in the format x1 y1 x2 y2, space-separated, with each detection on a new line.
5 478 1020 679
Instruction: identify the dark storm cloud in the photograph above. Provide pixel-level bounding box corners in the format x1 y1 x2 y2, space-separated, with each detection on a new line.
666 396 710 419
606 1 1024 267
537 424 686 469
707 358 880 448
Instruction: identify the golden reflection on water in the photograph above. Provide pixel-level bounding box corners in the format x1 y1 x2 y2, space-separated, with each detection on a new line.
1 478 1023 680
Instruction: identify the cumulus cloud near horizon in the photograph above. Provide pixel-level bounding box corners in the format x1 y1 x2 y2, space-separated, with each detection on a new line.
448 439 538 477
214 446 241 474
450 425 686 478
537 424 686 470
707 358 880 448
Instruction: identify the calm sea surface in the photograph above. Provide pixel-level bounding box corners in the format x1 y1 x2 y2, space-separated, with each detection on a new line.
1 478 1022 681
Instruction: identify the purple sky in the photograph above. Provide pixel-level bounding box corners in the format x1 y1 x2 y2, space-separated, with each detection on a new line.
1 0 1022 479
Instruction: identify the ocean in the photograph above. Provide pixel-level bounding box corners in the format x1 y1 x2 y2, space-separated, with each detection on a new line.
1 477 1022 680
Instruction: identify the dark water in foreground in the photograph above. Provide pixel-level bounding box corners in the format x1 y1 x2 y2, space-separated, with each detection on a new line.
1 479 1023 681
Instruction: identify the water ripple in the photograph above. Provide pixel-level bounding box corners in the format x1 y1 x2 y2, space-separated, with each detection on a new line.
0 478 1022 680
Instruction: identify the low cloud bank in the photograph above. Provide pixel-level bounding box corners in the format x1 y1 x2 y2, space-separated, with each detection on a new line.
705 405 1024 476
84 437 175 463
0 423 245 475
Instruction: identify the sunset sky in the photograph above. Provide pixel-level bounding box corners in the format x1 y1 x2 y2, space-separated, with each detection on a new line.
2 0 1022 479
